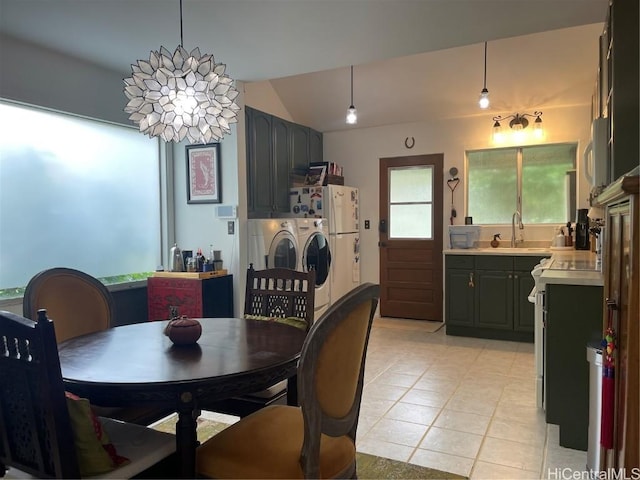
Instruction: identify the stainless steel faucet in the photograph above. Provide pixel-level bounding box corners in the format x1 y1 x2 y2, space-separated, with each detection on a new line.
511 210 524 247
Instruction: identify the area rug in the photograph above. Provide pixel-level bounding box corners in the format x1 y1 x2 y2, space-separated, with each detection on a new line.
152 415 465 479
375 316 444 333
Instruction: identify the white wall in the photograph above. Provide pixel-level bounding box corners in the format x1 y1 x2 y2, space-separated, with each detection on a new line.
244 81 294 121
323 105 592 285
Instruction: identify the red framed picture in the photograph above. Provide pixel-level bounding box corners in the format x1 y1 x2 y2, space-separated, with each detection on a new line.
186 143 221 204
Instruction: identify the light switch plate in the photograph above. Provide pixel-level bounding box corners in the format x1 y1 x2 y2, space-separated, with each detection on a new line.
227 221 235 235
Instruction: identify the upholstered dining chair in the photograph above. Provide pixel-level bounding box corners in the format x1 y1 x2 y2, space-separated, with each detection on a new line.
22 267 173 426
203 264 316 417
196 283 380 479
23 267 114 344
0 309 177 479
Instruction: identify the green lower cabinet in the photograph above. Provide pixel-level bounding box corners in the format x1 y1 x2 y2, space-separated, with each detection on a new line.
446 268 475 327
475 269 513 330
545 284 603 451
446 254 545 341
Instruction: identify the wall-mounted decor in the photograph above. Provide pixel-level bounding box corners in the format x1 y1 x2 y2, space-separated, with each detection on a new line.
186 143 221 204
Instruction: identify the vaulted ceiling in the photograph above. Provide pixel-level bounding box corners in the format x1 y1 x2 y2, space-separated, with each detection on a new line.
0 0 608 131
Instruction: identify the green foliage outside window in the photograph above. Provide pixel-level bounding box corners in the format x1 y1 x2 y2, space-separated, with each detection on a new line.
467 144 576 224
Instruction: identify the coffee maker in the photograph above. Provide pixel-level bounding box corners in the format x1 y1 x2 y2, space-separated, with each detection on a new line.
575 208 590 250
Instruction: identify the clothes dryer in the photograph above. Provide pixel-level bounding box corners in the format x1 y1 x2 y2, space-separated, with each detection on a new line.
296 218 331 321
248 219 299 271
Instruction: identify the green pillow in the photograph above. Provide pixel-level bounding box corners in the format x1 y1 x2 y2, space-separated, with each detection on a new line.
244 314 308 331
65 392 129 476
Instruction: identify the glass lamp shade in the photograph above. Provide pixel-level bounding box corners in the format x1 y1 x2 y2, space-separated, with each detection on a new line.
492 121 504 143
533 117 544 139
478 88 490 109
346 105 358 125
124 45 240 144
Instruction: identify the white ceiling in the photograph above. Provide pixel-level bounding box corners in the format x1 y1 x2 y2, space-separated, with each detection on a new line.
0 0 608 132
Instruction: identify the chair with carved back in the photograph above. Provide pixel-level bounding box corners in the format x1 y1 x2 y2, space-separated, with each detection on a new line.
202 264 315 417
196 283 380 478
0 309 177 479
244 264 316 332
22 267 173 426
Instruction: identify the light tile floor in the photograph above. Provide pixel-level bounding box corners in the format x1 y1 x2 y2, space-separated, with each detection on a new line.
356 317 590 479
203 317 591 479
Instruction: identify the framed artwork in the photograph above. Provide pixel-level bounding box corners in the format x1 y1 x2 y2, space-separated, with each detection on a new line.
186 143 221 204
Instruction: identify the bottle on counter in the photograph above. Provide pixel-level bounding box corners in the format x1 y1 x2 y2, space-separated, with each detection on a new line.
196 248 205 272
565 222 574 247
553 228 565 248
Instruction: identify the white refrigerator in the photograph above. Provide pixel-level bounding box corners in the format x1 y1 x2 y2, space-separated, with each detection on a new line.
289 185 360 304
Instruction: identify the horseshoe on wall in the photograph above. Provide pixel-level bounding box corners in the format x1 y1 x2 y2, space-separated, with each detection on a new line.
404 137 415 149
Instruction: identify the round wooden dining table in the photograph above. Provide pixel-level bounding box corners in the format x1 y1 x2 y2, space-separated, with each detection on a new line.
58 317 307 478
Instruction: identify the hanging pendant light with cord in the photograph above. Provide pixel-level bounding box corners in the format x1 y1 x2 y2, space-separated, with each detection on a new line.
346 65 358 125
124 0 240 144
478 41 490 109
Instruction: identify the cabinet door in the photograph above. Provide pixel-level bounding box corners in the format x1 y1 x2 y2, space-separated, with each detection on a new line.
202 275 234 318
249 109 274 216
273 117 292 214
475 269 512 330
445 268 475 326
147 278 204 321
290 123 310 172
309 128 323 165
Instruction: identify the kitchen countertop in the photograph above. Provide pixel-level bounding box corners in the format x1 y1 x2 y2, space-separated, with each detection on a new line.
443 247 553 256
540 250 603 287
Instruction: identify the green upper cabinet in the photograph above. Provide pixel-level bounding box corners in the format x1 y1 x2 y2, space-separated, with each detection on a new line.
246 108 274 216
289 123 310 173
246 107 322 218
309 128 323 166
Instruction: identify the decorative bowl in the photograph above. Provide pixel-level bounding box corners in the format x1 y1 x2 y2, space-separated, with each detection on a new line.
164 318 202 345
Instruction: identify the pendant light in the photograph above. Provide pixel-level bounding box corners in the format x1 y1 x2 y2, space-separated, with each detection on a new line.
124 0 240 144
478 42 490 109
346 65 358 125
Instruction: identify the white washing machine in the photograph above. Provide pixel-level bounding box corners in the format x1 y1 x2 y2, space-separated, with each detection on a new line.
248 219 299 271
296 218 331 321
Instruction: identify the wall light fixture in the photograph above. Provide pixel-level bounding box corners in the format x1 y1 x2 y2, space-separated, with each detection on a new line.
492 111 544 143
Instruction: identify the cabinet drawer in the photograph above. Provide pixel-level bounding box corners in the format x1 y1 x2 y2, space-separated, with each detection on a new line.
514 255 548 271
445 255 475 269
475 256 513 270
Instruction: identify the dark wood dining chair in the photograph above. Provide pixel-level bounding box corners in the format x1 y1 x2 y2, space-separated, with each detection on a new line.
196 283 380 479
22 267 173 426
202 264 316 417
0 309 177 479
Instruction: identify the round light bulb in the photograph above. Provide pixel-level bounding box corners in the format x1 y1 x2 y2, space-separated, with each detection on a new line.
346 106 358 125
478 89 490 109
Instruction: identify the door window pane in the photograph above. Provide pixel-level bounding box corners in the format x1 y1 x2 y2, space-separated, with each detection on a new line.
390 167 432 202
390 204 432 238
0 101 160 295
389 165 433 239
